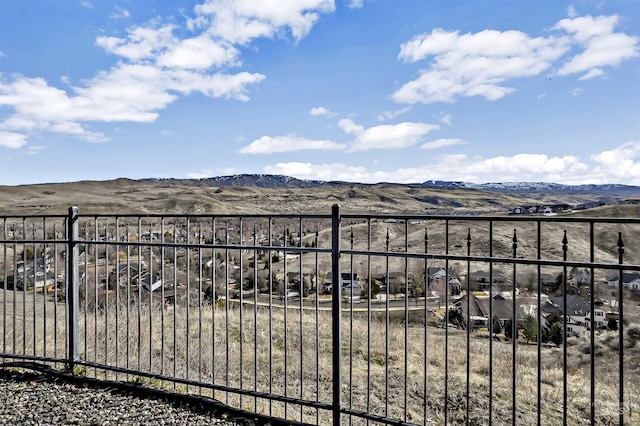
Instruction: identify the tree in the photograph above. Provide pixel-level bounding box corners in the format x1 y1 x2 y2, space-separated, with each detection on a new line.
491 316 503 336
409 274 425 304
542 312 563 346
504 319 514 339
522 315 537 344
550 322 563 346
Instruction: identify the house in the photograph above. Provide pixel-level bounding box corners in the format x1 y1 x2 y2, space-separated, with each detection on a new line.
605 272 640 291
541 294 607 333
258 239 285 259
455 293 525 330
139 274 164 292
427 267 461 295
467 270 512 292
108 264 143 289
324 272 361 294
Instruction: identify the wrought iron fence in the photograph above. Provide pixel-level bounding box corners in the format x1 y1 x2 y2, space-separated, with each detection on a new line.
1 206 639 425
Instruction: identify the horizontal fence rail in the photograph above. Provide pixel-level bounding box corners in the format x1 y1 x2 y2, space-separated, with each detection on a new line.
1 206 639 425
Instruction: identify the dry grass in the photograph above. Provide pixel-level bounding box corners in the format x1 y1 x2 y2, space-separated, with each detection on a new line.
2 289 639 425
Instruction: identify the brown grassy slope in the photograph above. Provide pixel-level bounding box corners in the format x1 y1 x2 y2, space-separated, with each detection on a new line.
1 179 546 216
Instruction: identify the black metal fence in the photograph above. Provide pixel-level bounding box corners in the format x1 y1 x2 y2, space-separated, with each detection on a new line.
1 206 639 425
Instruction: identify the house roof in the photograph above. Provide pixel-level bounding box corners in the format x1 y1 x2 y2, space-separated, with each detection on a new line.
546 294 592 316
605 272 640 283
457 293 525 320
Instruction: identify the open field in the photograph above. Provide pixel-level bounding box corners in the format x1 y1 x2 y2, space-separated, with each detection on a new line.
2 178 637 216
1 289 639 425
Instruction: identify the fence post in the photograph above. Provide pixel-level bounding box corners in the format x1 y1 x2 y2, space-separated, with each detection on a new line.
331 204 342 425
67 206 79 369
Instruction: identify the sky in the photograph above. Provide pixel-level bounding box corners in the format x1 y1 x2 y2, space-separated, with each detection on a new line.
0 0 639 186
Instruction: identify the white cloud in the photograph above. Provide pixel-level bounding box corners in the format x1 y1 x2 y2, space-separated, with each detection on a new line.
110 6 130 20
80 1 93 9
570 87 583 96
338 118 440 151
567 6 578 18
187 170 213 179
264 162 370 181
26 145 45 155
157 36 239 69
0 132 27 149
0 65 265 144
555 15 639 78
394 28 569 104
337 118 364 135
377 106 411 121
437 113 452 126
419 138 466 150
262 153 592 184
96 25 178 62
195 0 336 44
578 68 605 80
263 143 640 185
310 106 330 116
394 13 639 105
4 0 334 146
347 0 364 9
239 134 346 154
590 141 640 183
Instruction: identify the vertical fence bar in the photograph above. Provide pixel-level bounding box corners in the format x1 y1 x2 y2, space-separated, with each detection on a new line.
403 220 409 424
444 219 449 425
198 224 204 396
31 225 37 356
562 230 568 426
2 219 6 357
214 217 219 399
536 221 542 426
423 227 428 425
384 228 390 419
488 220 494 425
617 232 624 425
298 218 304 423
283 225 289 419
21 219 26 357
466 228 471 425
366 221 372 426
268 218 273 417
115 218 121 381
331 204 342 426
511 229 518 426
589 222 595 424
349 226 354 426
67 207 79 369
160 218 166 383
315 227 321 425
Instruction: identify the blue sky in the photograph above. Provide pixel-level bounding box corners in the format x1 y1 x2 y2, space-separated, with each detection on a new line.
0 0 639 186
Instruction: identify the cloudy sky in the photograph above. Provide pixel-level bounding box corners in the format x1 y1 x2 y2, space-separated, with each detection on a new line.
0 0 638 186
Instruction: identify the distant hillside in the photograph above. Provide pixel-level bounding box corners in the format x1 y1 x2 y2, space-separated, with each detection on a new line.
143 174 330 189
423 180 640 203
1 175 638 216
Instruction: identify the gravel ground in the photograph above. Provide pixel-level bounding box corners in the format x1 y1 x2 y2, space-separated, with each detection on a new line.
0 365 274 426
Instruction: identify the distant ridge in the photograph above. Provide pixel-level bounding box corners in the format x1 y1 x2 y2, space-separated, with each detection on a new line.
143 174 332 189
426 181 640 196
141 175 640 197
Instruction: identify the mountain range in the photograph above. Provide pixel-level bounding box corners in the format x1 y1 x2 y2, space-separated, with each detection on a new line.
144 174 640 198
1 174 638 216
